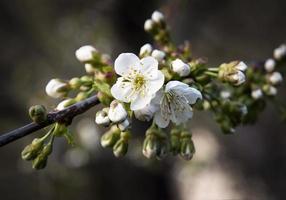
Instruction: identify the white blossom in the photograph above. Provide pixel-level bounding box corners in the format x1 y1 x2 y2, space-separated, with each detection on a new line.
151 49 165 62
134 103 158 121
251 89 263 99
144 19 154 31
151 11 164 23
171 59 191 77
269 71 283 85
139 43 152 57
108 101 128 123
95 108 110 126
111 53 164 110
152 81 202 128
75 45 97 62
240 105 248 116
45 79 69 98
264 58 276 72
274 44 286 60
118 119 130 131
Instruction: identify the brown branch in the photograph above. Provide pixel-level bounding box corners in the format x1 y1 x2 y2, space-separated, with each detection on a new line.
0 95 99 147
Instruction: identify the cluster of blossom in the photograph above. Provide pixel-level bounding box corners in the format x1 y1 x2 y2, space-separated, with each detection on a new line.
22 10 286 169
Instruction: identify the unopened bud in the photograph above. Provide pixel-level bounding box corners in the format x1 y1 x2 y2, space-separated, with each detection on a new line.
144 19 154 32
118 118 130 131
139 43 152 57
45 79 69 98
29 105 47 124
32 153 48 170
269 71 283 85
100 125 121 148
142 134 159 159
171 58 191 77
75 45 98 63
274 44 286 60
113 138 128 157
170 129 181 155
56 98 76 111
69 77 82 89
180 132 195 160
251 89 263 100
95 108 110 127
85 63 97 74
151 11 164 23
264 59 276 72
151 49 165 62
21 138 43 161
108 100 128 123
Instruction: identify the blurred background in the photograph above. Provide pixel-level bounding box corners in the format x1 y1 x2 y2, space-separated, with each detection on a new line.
0 0 286 199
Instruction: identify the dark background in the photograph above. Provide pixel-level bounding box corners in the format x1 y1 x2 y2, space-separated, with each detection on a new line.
0 0 286 199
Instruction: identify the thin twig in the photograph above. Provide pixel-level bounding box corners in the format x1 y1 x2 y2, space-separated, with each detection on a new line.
0 95 99 147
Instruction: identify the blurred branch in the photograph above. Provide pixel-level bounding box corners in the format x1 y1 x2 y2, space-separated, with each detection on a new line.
0 95 99 147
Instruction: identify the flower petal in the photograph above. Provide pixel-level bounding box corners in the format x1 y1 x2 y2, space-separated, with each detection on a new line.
111 78 133 103
146 70 165 95
130 94 153 110
114 53 140 76
165 80 188 92
154 112 170 128
139 56 158 77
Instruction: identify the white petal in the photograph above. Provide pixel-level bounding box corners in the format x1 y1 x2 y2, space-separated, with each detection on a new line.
154 112 170 128
130 94 153 110
111 78 133 102
146 71 165 95
139 56 158 76
182 87 202 104
114 53 140 76
165 80 188 92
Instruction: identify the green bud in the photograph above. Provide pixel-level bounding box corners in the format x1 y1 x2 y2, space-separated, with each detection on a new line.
32 153 48 170
21 138 44 161
69 77 82 89
97 91 112 106
80 75 93 85
29 105 47 124
180 137 195 161
100 126 121 148
42 143 53 157
113 138 128 157
75 92 89 101
170 129 181 155
142 134 159 159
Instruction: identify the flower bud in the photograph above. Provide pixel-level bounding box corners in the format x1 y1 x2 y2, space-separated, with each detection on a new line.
45 79 69 98
251 89 263 100
142 134 160 159
151 11 164 23
56 98 76 111
108 100 128 123
29 105 47 124
220 90 231 99
274 44 286 60
139 43 152 57
100 125 121 148
95 108 111 127
170 128 181 155
180 132 195 160
151 49 165 62
69 77 82 89
263 85 277 96
134 103 157 121
171 58 190 77
75 45 98 63
218 61 247 86
264 58 276 72
156 140 169 160
118 118 130 131
180 137 195 161
32 153 48 170
85 63 97 74
269 71 283 85
113 138 128 157
144 19 154 32
21 138 43 161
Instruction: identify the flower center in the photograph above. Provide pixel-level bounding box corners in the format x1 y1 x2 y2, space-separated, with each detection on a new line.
133 74 146 91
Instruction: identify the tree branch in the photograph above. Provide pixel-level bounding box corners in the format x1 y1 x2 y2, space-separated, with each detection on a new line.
0 95 99 147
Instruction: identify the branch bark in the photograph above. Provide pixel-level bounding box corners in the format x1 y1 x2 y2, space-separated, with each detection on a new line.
0 95 99 147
